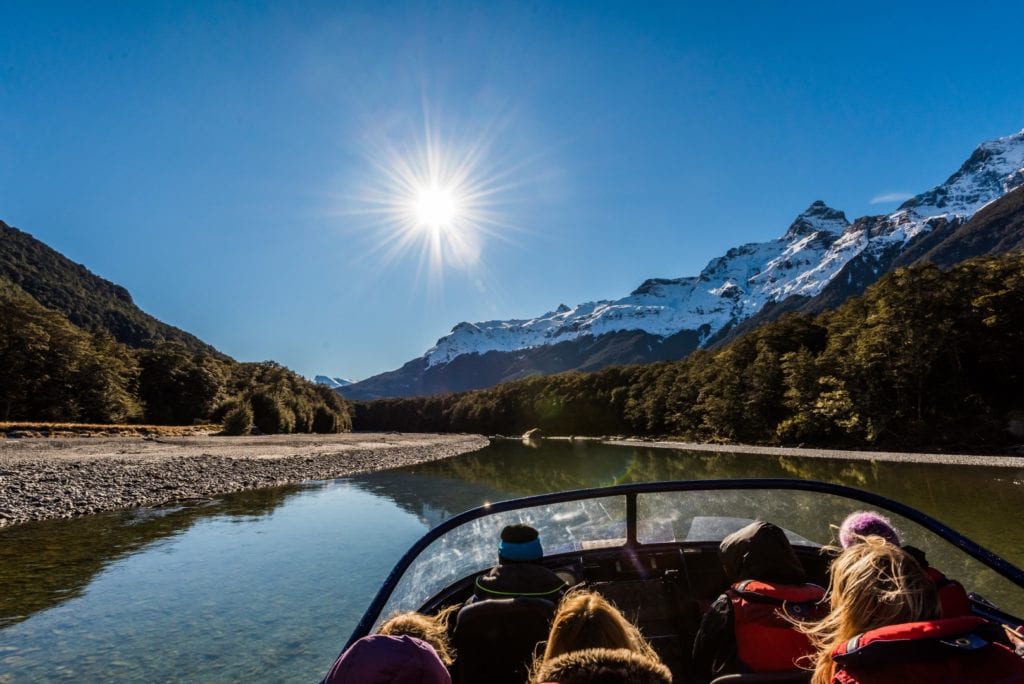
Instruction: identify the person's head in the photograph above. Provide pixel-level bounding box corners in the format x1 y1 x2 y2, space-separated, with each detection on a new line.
803 538 938 684
499 524 544 563
323 634 451 684
718 520 806 584
541 590 658 664
533 648 672 684
377 606 457 666
838 511 902 549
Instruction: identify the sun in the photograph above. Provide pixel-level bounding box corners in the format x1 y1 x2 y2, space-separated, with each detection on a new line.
355 137 497 277
412 184 459 231
343 109 528 290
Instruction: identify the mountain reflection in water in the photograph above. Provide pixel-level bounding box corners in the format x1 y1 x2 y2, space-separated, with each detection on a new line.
0 485 304 629
0 441 1021 683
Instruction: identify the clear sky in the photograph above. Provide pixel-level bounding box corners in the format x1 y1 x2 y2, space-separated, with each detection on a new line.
2 1 1023 380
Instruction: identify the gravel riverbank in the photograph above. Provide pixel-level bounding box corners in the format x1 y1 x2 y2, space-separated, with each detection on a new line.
607 439 1024 468
0 433 488 527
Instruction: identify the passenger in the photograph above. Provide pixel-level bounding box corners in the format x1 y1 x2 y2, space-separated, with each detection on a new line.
691 520 825 679
803 537 1024 683
473 524 568 601
532 647 672 684
838 510 971 618
537 589 661 665
377 606 458 666
322 634 451 684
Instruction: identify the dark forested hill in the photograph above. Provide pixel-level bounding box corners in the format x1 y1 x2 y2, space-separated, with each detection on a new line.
0 221 349 432
0 220 218 355
354 253 1024 452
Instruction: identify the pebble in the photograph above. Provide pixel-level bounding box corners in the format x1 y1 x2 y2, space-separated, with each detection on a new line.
0 434 487 526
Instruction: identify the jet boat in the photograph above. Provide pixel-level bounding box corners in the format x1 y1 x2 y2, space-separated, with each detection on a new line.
341 478 1024 683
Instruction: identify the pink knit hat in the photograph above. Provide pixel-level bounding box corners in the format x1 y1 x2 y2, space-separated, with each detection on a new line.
838 510 901 548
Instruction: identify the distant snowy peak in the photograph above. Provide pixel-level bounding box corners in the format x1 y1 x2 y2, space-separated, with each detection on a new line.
420 127 1024 370
314 375 354 389
784 200 850 239
901 129 1024 218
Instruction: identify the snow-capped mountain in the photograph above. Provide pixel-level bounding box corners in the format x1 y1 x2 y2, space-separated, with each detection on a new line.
424 200 852 367
337 128 1024 400
314 375 354 389
901 131 1024 217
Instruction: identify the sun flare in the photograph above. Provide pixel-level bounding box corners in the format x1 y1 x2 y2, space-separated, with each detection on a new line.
346 117 523 289
412 184 459 230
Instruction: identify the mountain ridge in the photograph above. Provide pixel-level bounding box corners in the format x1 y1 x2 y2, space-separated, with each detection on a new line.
338 128 1024 400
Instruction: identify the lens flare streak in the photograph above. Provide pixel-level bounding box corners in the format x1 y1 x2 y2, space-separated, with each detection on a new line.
348 117 521 290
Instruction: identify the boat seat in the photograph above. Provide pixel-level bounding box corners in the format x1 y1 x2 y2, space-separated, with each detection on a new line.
710 672 811 684
589 575 702 680
451 596 556 684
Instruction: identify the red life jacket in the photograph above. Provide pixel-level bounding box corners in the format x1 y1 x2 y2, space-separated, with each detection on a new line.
923 567 972 618
727 580 826 672
831 616 1024 684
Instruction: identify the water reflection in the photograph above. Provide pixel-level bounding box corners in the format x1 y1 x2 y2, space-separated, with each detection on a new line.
0 485 306 628
344 470 505 530
0 480 425 683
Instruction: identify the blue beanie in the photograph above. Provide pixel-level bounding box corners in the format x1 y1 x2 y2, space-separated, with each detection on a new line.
498 524 543 562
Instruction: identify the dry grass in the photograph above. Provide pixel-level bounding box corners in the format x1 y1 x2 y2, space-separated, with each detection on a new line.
0 422 220 439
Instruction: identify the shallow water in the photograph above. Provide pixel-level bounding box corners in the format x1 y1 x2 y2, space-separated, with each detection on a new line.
1 442 1022 682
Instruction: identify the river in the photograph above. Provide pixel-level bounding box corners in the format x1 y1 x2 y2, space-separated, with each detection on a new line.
1 441 1022 682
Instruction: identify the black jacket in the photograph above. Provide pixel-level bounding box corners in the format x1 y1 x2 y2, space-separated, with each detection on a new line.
473 561 567 600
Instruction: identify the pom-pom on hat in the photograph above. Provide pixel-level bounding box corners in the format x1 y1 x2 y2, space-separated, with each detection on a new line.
499 524 543 562
838 510 901 548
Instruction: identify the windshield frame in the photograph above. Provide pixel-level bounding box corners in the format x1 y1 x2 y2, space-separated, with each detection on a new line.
345 477 1024 647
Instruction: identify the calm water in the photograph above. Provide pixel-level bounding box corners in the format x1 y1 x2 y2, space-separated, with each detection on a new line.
1 442 1022 682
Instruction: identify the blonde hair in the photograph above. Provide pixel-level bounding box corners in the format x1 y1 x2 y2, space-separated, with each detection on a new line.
533 647 672 684
536 590 659 673
802 537 938 684
377 605 458 665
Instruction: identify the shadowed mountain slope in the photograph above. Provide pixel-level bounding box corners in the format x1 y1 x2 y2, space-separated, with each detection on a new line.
0 220 219 356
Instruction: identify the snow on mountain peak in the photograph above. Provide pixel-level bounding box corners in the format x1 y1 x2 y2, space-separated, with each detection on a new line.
408 128 1024 370
784 201 850 239
900 129 1024 219
314 375 354 389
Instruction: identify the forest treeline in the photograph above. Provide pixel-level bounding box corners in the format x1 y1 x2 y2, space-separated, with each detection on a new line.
0 277 350 433
354 254 1024 450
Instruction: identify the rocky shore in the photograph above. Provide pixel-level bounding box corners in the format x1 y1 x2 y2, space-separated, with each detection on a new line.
0 433 488 527
607 439 1024 467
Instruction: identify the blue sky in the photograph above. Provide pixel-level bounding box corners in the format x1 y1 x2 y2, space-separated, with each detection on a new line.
2 1 1023 380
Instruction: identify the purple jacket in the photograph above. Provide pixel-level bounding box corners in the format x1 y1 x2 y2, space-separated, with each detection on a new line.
323 635 451 684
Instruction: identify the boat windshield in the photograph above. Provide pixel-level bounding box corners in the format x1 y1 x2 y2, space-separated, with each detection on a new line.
371 482 1024 630
377 493 626 628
